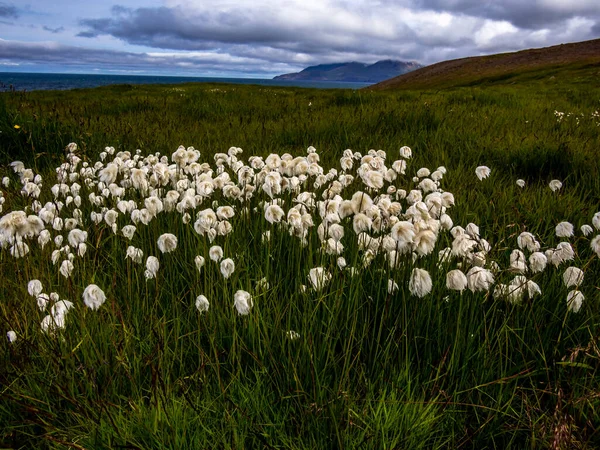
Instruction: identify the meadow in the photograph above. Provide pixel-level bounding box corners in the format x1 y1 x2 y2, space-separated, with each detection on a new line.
0 78 599 448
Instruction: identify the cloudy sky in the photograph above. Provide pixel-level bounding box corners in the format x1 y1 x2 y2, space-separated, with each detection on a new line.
1 0 599 78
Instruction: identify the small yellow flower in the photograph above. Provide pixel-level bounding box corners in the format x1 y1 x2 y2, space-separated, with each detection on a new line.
14 125 20 129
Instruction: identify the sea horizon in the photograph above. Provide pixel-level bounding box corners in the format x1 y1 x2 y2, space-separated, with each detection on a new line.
0 71 373 92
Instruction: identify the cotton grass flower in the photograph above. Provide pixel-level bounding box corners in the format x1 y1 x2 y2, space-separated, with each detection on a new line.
446 269 467 292
409 268 432 298
466 267 494 293
220 258 235 279
6 330 17 343
59 260 74 278
591 235 600 257
28 279 43 297
581 224 593 236
528 252 547 273
549 179 562 192
82 284 106 310
475 166 491 181
194 255 205 271
308 267 331 291
233 290 253 315
555 221 574 238
516 179 525 188
195 295 209 314
566 290 584 313
157 233 177 253
126 246 143 264
563 267 584 287
209 245 223 262
145 256 159 279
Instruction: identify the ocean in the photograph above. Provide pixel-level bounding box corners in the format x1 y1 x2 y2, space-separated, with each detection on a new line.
0 72 372 92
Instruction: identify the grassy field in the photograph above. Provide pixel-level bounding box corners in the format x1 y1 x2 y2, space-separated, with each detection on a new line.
0 77 599 448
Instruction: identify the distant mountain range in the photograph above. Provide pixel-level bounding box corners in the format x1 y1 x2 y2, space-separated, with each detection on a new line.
273 60 422 83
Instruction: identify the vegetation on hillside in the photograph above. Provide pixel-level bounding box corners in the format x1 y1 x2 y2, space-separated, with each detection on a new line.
0 77 599 448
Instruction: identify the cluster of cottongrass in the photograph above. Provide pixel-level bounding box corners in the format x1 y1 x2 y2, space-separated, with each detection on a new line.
1 142 600 343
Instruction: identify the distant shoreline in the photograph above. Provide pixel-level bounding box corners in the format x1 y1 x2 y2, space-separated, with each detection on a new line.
0 72 372 92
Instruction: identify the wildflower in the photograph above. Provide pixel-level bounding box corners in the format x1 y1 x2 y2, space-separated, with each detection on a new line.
6 330 17 343
475 166 491 180
516 179 525 188
59 260 74 278
264 204 285 224
209 245 223 262
122 225 136 240
41 314 65 334
549 179 562 192
35 292 49 311
145 256 160 279
563 267 584 287
220 258 235 279
555 222 574 238
194 255 205 271
195 295 209 313
286 330 300 340
591 235 600 257
67 229 88 247
581 224 593 236
399 146 412 159
352 213 372 234
529 252 547 273
28 279 43 297
566 290 584 313
466 267 494 293
509 249 527 273
308 267 331 291
337 257 347 269
233 290 253 315
446 269 467 292
388 279 399 294
82 284 106 310
157 233 177 253
517 232 540 252
593 212 600 230
126 246 144 264
409 268 432 298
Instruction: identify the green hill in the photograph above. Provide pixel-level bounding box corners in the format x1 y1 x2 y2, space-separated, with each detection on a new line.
368 39 600 90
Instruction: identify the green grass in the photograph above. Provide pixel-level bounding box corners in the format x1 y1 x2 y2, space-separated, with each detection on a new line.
0 78 599 448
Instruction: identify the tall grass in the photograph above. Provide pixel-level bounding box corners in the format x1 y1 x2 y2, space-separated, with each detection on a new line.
0 80 599 448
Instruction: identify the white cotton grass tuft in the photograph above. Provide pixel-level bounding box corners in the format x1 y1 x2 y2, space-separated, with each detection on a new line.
209 245 223 262
28 279 43 297
590 235 600 257
82 284 106 310
475 166 491 181
233 290 253 315
563 267 584 288
528 252 547 273
409 268 432 298
593 212 600 230
549 179 562 192
580 224 593 236
446 269 467 292
195 295 209 314
308 267 332 291
516 179 525 188
194 255 206 271
466 267 494 293
145 256 159 280
220 258 235 279
286 330 301 340
566 290 584 313
7 330 17 343
387 279 399 294
555 221 574 238
157 233 177 253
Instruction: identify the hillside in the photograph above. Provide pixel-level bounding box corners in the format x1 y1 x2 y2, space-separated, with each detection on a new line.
368 39 600 90
273 60 421 83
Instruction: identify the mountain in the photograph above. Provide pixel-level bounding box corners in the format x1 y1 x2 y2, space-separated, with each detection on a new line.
368 39 600 90
273 60 422 83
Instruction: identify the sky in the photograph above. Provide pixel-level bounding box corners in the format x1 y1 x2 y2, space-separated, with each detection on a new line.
1 0 599 78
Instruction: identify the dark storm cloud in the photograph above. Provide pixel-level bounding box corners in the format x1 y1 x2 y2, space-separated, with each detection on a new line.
74 1 600 68
415 0 600 29
0 2 18 18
